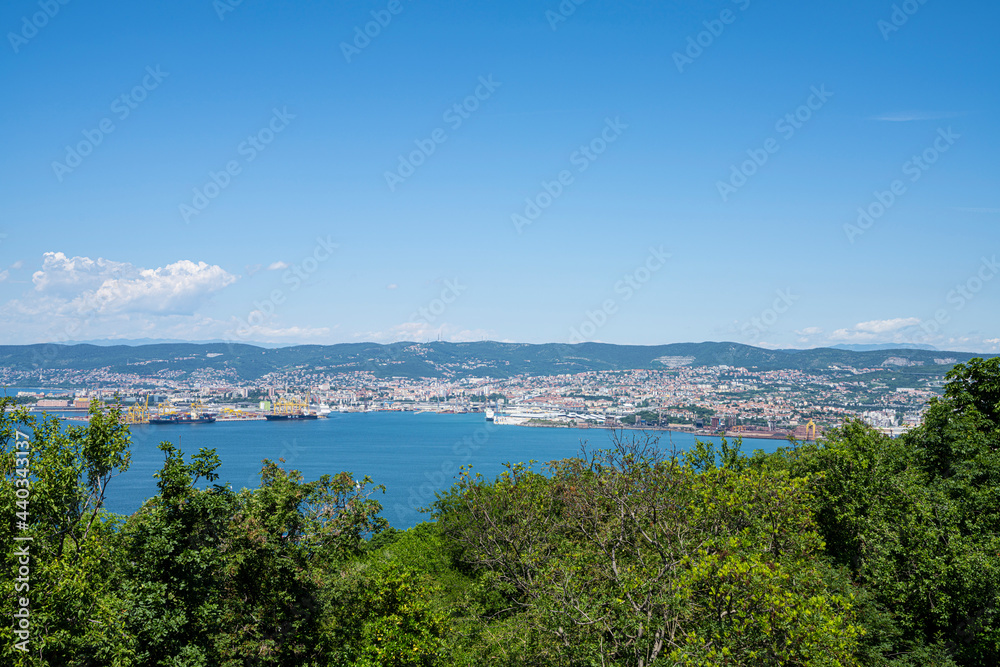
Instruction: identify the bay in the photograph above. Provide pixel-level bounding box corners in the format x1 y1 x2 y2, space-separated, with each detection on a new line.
106 412 788 529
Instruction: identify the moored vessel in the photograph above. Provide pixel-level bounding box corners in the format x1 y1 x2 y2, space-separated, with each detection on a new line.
149 412 217 425
264 412 319 421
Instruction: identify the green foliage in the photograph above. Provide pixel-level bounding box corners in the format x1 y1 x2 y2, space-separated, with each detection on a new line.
117 443 237 665
1 398 132 666
118 452 391 665
324 558 449 666
684 435 745 472
755 359 1000 665
898 357 1000 664
433 435 860 665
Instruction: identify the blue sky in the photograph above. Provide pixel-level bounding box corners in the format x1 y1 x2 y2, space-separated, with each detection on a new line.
1 0 997 351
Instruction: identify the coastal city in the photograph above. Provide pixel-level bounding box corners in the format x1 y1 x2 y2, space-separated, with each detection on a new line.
4 354 945 439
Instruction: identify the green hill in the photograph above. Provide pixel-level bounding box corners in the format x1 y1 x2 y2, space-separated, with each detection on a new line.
0 341 992 382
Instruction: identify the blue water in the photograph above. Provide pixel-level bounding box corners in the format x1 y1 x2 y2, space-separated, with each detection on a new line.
106 413 786 529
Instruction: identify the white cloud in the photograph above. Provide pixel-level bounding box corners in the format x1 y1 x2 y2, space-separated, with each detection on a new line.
356 321 432 342
854 317 921 334
1 253 238 342
74 260 236 315
32 252 132 295
829 328 879 342
268 261 289 270
0 270 8 283
230 323 331 341
829 317 922 343
386 283 398 290
929 336 1000 353
795 326 823 336
355 322 492 343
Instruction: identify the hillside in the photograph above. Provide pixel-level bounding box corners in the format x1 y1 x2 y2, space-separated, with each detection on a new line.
0 341 992 382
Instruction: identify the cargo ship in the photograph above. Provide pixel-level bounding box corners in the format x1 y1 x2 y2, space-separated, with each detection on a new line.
264 412 319 421
149 412 217 425
265 394 319 421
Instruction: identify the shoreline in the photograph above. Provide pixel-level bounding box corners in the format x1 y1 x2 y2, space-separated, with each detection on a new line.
22 405 819 440
507 420 805 441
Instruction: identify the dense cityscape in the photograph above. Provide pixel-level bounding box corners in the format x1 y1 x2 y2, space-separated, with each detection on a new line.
5 349 950 439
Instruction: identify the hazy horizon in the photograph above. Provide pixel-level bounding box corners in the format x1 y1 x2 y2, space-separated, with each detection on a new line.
4 338 974 356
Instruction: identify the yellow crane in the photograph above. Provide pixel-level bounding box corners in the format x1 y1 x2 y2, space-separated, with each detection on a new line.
270 391 312 416
122 395 150 425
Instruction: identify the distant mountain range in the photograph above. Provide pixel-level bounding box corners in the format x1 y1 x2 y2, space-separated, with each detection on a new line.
65 338 288 349
0 341 993 383
65 339 941 353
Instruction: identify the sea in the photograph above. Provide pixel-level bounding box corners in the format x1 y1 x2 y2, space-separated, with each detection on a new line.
32 411 788 529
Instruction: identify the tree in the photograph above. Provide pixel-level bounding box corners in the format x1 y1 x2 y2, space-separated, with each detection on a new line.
768 420 962 665
0 398 133 666
323 557 449 666
763 357 1000 666
118 450 390 665
435 433 862 665
899 357 1000 663
115 442 235 665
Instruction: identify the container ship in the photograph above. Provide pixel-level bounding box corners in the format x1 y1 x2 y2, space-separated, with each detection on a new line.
264 412 319 421
265 395 320 421
149 412 217 425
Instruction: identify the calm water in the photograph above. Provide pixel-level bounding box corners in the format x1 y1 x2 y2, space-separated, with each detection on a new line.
100 412 785 529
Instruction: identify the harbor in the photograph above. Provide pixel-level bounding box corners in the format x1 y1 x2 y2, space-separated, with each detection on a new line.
23 395 826 440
